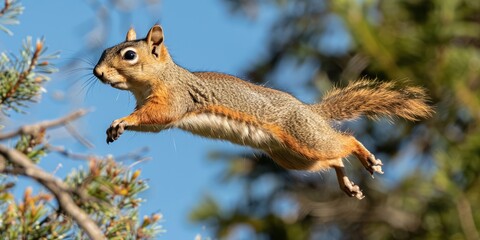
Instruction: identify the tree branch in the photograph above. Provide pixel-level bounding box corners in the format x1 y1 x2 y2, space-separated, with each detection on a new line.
456 193 480 240
44 143 95 161
0 39 42 105
0 145 105 240
65 122 94 149
0 109 88 140
0 0 10 16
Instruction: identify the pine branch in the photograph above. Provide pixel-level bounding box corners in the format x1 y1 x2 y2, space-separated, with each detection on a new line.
0 40 42 104
0 38 58 114
0 145 104 240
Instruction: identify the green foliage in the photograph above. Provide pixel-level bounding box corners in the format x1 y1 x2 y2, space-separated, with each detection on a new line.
0 0 23 35
0 158 164 239
65 158 165 239
0 1 50 115
192 0 480 239
0 185 70 239
0 37 59 114
14 132 47 163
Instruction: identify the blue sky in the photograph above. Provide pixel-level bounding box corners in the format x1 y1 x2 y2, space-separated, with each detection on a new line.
1 0 285 239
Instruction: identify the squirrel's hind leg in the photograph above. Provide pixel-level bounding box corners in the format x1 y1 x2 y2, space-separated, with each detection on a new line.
345 135 384 177
326 135 384 199
333 163 364 199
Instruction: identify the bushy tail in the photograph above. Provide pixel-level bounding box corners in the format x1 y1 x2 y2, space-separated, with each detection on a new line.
312 80 434 121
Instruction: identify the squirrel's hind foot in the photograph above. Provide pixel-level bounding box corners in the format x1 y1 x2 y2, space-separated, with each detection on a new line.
348 136 384 177
334 166 364 200
365 154 384 177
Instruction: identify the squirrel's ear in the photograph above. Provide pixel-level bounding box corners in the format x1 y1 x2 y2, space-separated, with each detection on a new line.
146 25 164 57
126 27 136 41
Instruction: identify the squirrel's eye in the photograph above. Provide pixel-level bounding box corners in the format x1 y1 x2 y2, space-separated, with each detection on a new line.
123 50 137 61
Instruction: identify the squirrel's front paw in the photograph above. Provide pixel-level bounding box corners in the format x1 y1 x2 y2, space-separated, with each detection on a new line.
106 119 127 144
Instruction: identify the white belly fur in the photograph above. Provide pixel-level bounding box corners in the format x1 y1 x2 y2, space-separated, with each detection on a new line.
174 113 282 150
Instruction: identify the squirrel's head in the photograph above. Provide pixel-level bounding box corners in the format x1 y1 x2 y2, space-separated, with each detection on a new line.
93 24 171 91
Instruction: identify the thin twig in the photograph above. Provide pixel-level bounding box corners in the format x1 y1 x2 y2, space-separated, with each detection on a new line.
0 145 105 240
65 122 95 149
127 157 152 169
0 109 88 140
115 146 150 162
0 0 10 16
45 143 95 161
456 193 480 240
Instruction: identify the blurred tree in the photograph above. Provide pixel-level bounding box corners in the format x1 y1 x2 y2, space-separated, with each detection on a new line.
191 0 480 239
0 0 163 239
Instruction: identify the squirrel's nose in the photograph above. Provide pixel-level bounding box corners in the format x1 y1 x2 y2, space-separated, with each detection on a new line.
93 66 104 79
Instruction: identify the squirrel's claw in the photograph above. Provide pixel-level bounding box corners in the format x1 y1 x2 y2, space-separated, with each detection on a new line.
365 154 384 176
350 182 365 200
106 119 126 144
342 178 364 200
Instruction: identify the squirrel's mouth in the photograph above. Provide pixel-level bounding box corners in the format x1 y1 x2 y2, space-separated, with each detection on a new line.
94 74 128 90
106 81 128 90
93 67 127 90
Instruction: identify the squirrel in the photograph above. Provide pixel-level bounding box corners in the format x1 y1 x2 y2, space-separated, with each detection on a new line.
93 24 433 199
